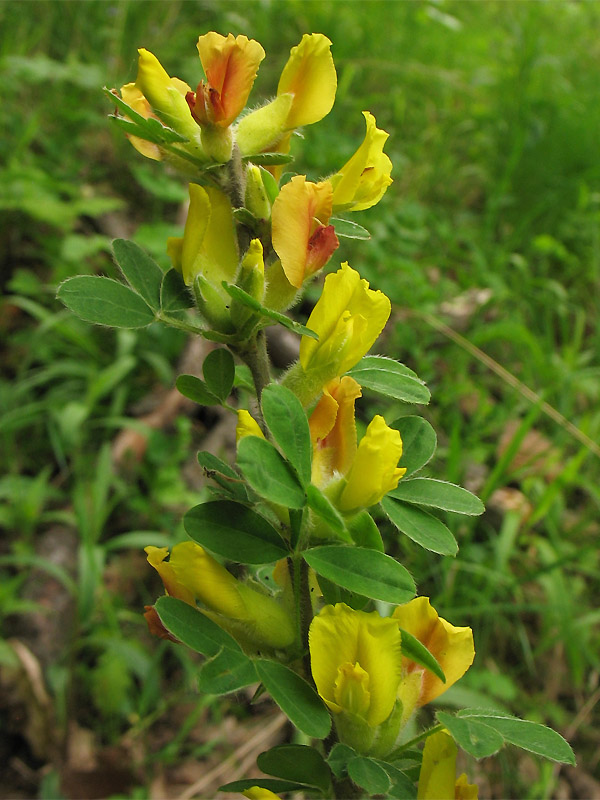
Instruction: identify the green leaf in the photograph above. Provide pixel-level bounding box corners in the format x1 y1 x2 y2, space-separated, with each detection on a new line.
237 436 306 509
389 478 484 515
175 374 219 406
112 239 163 310
317 575 370 611
400 630 445 683
254 659 331 739
437 711 504 759
242 152 295 166
349 356 430 404
457 710 576 765
222 282 319 339
57 276 156 328
161 269 194 311
381 497 458 556
184 500 289 564
198 648 257 695
376 762 417 799
392 416 437 477
346 510 385 551
257 745 331 792
104 87 189 144
306 485 347 537
154 596 241 655
303 546 415 603
262 384 312 484
326 743 357 779
197 451 247 501
203 348 235 402
330 217 371 240
219 778 307 794
347 756 391 794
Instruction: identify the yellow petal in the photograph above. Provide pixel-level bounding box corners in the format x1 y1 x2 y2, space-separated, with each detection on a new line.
144 545 195 605
135 48 196 138
236 410 265 442
119 82 163 160
235 93 294 156
339 415 405 511
300 262 391 378
417 730 458 800
309 376 362 486
331 111 393 212
196 32 265 126
455 774 479 800
309 603 402 726
333 661 371 719
278 33 337 128
393 597 475 706
271 176 336 288
242 788 281 800
181 184 210 284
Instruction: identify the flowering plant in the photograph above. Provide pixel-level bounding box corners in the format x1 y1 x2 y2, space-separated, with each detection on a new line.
58 30 574 798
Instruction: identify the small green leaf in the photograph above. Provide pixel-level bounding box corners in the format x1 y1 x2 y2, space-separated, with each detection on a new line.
161 269 194 311
457 710 576 765
262 384 312 484
154 596 241 655
437 711 504 759
197 451 247 501
330 217 371 240
304 546 415 603
327 743 357 779
346 510 385 551
349 356 430 404
254 659 331 739
389 478 485 515
242 151 295 166
203 348 235 402
223 282 319 339
257 745 331 792
306 485 347 537
392 416 437 477
198 648 257 695
317 575 370 611
57 276 156 328
237 436 306 509
378 763 417 799
184 500 289 564
175 374 219 406
347 757 391 794
382 497 458 556
112 239 163 310
400 630 445 683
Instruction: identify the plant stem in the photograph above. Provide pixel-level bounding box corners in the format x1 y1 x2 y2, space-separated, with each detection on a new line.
386 722 444 761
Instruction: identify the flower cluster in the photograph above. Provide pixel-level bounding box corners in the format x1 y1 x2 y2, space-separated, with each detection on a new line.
105 29 481 799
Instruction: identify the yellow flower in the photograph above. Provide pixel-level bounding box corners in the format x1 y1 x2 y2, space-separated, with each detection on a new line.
392 597 475 715
188 33 265 128
145 542 295 649
309 376 362 487
236 409 264 442
119 83 163 161
242 788 280 800
331 111 393 212
271 176 339 288
277 33 337 129
300 262 391 380
338 415 406 512
135 48 198 140
235 33 336 156
167 183 238 287
417 730 478 800
309 603 403 728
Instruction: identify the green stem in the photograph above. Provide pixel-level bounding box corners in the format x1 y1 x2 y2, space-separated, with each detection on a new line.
235 329 271 403
386 722 444 761
155 312 206 337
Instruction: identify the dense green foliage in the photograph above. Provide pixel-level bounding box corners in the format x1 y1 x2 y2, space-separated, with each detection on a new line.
1 2 598 798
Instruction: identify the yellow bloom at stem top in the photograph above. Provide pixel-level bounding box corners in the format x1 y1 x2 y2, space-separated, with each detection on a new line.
300 262 391 380
309 603 403 728
331 111 393 212
145 542 295 649
417 730 478 800
271 176 339 288
392 597 475 713
187 32 265 128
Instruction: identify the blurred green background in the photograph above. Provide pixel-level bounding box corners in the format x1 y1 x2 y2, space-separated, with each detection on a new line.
1 1 599 798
